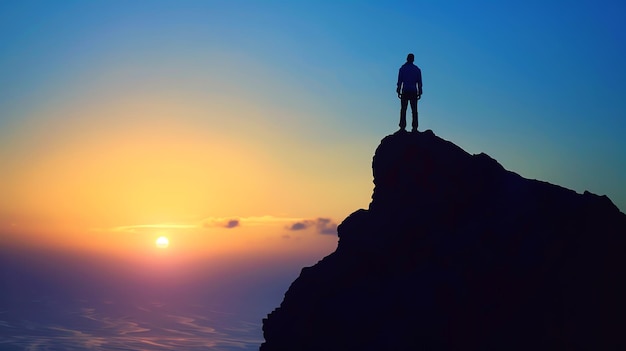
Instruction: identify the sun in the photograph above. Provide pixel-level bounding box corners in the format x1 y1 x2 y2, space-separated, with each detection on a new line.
155 236 169 249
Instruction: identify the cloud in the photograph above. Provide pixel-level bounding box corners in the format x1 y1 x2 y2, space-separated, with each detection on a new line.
316 218 338 235
289 222 308 231
287 218 337 235
224 219 240 228
203 218 240 229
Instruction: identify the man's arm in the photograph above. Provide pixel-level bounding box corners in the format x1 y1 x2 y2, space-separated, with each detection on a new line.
417 68 423 96
396 69 402 95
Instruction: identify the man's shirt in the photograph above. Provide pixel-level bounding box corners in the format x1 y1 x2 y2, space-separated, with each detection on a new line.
397 63 422 93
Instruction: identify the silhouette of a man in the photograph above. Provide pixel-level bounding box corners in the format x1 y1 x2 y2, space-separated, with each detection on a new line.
396 53 422 132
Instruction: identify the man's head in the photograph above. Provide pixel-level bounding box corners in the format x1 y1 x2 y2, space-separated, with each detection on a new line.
407 53 414 63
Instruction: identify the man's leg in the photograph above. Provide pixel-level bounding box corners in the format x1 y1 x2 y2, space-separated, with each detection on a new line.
399 98 408 130
410 98 418 132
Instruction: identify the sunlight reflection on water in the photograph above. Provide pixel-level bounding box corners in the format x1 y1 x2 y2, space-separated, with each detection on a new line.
0 299 262 350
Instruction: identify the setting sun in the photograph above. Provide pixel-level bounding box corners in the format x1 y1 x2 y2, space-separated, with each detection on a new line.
156 236 169 249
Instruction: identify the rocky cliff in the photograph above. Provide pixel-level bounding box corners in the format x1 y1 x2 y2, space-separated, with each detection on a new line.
261 130 626 350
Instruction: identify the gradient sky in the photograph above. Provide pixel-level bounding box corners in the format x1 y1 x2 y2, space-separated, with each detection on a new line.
2 0 625 256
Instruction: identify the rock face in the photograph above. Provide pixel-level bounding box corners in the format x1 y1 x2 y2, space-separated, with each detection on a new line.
261 130 626 350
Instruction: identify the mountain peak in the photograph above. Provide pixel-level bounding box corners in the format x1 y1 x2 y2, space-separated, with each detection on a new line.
371 129 503 212
261 130 626 350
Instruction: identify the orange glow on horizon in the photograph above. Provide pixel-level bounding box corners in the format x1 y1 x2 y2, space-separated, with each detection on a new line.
3 102 279 243
1 90 352 261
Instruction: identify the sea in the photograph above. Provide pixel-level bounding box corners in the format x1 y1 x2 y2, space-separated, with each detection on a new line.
0 245 326 350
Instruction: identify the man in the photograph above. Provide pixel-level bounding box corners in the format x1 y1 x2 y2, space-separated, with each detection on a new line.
396 53 423 132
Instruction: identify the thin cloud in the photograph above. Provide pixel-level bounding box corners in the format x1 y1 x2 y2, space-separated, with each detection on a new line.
201 215 303 228
99 215 335 234
287 218 338 235
108 223 197 233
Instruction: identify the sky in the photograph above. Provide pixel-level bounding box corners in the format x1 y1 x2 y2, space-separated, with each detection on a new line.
2 0 626 249
1 0 625 348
